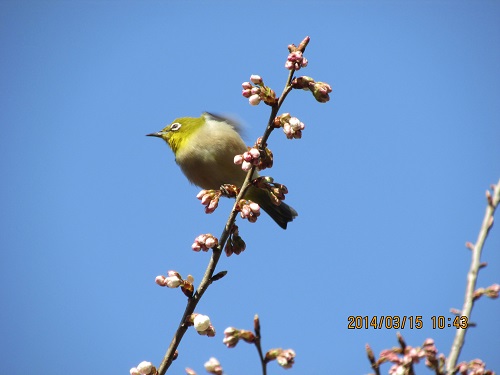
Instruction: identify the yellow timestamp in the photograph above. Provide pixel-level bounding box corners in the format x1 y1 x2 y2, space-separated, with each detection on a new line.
431 315 468 329
347 315 469 329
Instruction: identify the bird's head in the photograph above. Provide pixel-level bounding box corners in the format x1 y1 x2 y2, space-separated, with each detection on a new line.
147 116 205 154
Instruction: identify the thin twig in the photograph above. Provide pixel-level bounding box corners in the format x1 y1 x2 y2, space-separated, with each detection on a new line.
157 61 300 375
365 344 381 375
253 315 267 375
445 179 500 374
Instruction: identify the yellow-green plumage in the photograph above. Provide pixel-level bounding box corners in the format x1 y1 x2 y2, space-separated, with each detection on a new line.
148 112 297 229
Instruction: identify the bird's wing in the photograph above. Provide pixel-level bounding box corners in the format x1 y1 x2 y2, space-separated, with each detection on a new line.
203 112 245 137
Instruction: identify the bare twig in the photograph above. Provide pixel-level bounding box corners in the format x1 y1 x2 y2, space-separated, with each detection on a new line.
446 179 500 374
253 314 267 375
365 344 381 375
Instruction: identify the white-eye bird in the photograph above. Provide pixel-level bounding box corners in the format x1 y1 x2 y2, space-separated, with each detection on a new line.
147 112 298 229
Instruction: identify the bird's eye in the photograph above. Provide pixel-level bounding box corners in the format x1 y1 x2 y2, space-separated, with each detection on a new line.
170 123 182 131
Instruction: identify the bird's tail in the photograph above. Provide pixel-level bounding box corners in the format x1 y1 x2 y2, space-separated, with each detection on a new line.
246 187 298 229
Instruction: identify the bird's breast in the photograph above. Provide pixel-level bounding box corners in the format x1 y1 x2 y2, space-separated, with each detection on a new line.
175 122 248 189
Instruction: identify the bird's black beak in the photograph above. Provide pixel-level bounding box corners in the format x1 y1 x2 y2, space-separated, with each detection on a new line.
146 132 162 138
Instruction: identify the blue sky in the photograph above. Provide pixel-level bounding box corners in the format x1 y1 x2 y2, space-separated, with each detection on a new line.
1 1 499 374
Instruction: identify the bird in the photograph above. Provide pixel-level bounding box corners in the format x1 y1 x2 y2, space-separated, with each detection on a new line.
147 112 297 229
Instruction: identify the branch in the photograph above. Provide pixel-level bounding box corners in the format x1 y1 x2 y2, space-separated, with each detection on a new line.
253 315 267 375
446 179 500 374
156 43 308 375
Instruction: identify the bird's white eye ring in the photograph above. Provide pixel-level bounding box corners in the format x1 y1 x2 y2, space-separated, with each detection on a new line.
170 123 182 131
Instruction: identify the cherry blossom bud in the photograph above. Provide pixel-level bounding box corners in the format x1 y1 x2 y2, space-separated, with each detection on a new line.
250 87 261 95
485 283 500 298
164 275 182 288
249 94 261 106
285 51 308 70
238 200 261 223
185 368 197 375
136 361 154 375
241 161 252 171
311 81 332 103
197 189 221 214
204 357 223 375
277 349 296 369
250 74 263 85
192 234 219 252
223 327 240 347
155 275 166 286
457 362 468 375
242 82 252 90
234 154 243 165
194 314 211 332
249 202 260 214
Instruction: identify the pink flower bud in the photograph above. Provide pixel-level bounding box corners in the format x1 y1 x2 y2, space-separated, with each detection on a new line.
249 148 260 159
242 89 251 98
249 94 261 106
243 151 253 162
205 237 216 248
165 275 182 288
249 202 260 214
250 74 262 84
200 194 211 205
130 368 140 375
155 275 166 286
241 161 252 171
234 154 243 165
204 357 223 375
277 349 296 369
241 82 252 89
206 199 218 213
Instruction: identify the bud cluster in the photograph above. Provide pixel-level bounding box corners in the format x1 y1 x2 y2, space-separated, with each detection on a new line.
234 140 273 171
457 359 495 375
241 75 277 106
252 176 288 206
291 76 332 103
223 327 256 348
192 233 219 252
204 357 223 375
237 199 261 223
274 113 305 139
130 361 157 375
234 147 261 171
265 348 296 369
373 338 447 375
225 225 246 256
473 283 500 300
188 313 215 337
285 50 308 70
155 271 194 297
196 189 222 214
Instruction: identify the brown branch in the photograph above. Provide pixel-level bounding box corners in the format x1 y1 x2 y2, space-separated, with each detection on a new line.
445 179 500 374
156 47 303 375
